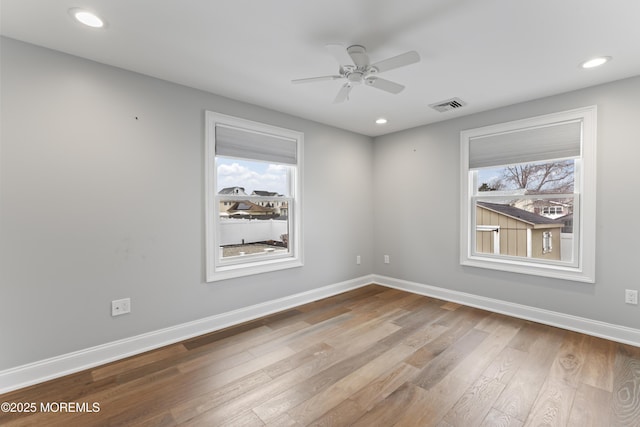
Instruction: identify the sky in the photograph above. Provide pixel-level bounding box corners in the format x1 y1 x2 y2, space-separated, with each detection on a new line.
477 167 502 188
216 157 290 196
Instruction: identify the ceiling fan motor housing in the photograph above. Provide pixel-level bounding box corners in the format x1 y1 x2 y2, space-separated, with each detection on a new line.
347 71 364 84
344 45 375 83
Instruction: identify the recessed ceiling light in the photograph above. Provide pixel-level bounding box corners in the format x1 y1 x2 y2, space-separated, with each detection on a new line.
69 8 106 28
581 56 611 69
375 118 388 125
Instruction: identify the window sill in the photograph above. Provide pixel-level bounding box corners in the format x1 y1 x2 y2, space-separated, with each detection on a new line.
207 257 303 282
461 255 594 283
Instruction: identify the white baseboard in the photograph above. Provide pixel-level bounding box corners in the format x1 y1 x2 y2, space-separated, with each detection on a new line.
0 275 374 394
373 274 640 347
3 273 638 394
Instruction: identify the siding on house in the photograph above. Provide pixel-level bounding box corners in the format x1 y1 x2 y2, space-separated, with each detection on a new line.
476 202 563 260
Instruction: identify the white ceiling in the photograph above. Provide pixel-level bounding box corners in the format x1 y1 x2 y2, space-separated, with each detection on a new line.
2 0 640 136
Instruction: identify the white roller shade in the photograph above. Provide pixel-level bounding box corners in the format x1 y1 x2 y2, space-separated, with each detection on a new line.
216 124 297 164
469 120 582 169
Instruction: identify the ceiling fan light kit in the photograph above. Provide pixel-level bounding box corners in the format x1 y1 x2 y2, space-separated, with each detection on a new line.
292 44 420 103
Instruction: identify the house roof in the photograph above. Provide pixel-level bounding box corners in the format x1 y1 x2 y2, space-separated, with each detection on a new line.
228 200 276 214
557 213 573 222
477 202 564 227
252 190 282 197
219 187 246 195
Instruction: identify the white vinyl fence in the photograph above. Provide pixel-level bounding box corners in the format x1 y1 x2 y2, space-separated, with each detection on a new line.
219 218 288 246
560 233 573 262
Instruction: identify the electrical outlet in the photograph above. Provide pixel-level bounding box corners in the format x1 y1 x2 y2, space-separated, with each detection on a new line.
112 298 131 316
625 290 638 305
384 255 390 264
356 255 361 265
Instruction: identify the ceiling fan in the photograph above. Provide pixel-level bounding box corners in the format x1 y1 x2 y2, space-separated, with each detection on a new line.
292 44 420 103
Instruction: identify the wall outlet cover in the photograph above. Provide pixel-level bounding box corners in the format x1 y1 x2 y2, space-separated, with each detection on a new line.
625 289 638 305
112 298 131 316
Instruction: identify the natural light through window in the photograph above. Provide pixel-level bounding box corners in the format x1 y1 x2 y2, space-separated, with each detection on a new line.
216 157 292 261
205 112 303 282
460 106 597 282
474 158 576 263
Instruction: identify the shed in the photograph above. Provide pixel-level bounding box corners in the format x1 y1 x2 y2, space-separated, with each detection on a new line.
476 202 564 260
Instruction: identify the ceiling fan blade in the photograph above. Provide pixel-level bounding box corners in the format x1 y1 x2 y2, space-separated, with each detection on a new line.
291 75 343 84
347 45 370 69
371 51 420 73
333 83 352 103
326 44 355 67
365 77 405 94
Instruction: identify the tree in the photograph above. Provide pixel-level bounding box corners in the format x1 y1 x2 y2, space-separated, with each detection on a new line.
478 183 497 192
493 160 574 193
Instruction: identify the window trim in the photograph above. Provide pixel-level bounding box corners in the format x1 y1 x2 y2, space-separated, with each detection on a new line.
205 111 303 282
460 106 597 283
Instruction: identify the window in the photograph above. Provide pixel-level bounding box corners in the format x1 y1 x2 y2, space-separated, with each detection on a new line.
205 112 303 282
542 206 564 216
542 231 552 254
460 106 596 282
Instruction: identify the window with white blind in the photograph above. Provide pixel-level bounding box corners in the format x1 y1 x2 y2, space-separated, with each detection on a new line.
205 111 303 282
460 106 597 282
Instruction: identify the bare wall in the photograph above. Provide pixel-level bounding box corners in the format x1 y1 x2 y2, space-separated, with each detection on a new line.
373 74 640 330
3 34 639 373
0 37 374 370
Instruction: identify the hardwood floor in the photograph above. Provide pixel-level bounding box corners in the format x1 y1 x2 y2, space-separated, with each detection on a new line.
2 285 640 426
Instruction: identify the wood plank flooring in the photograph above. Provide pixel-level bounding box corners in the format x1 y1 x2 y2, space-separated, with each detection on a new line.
2 285 640 426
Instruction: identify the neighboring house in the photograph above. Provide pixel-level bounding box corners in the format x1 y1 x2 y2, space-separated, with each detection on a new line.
225 200 277 218
218 188 289 217
476 201 564 260
539 204 567 219
251 190 288 213
219 187 248 212
219 186 247 195
513 198 572 220
251 190 280 197
557 213 574 233
534 200 572 220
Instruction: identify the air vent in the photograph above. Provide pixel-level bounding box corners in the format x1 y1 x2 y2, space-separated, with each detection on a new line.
429 97 467 112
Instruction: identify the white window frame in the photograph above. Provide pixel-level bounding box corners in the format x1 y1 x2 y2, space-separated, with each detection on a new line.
460 106 597 282
205 111 303 282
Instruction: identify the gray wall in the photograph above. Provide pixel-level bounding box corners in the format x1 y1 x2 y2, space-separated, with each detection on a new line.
373 75 640 330
2 35 639 372
0 38 374 369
